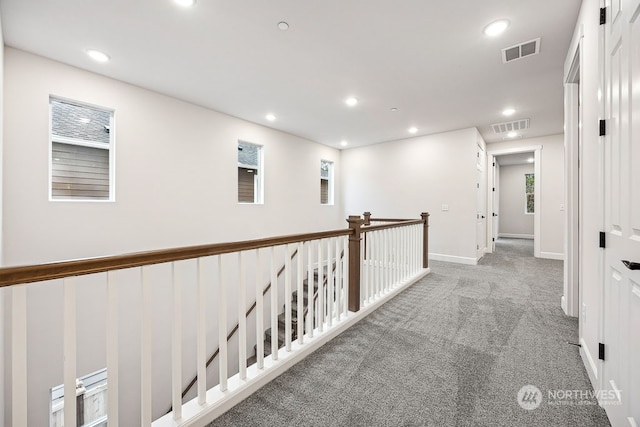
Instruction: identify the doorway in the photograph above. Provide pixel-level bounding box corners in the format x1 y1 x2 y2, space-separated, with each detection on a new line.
486 146 542 258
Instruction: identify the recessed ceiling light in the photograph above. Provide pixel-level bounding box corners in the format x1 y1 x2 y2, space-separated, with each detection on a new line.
483 19 510 36
527 158 534 163
502 108 516 116
174 0 196 7
408 127 418 134
507 131 519 138
278 21 289 30
265 114 276 122
340 140 348 147
345 97 358 107
390 107 398 112
86 49 110 63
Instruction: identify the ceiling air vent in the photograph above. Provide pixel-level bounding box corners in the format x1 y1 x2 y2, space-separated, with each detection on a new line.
491 119 530 134
502 38 541 63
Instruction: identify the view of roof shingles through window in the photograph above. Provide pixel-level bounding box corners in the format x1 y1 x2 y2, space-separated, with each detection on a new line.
51 99 111 143
237 141 258 167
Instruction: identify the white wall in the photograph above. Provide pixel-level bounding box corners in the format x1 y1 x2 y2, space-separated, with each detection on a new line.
488 134 565 258
564 0 602 389
498 163 534 238
2 47 345 425
341 127 479 264
3 48 345 265
0 11 5 427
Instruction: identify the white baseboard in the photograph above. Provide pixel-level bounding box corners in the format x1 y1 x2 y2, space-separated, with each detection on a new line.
498 233 534 239
429 253 477 265
156 268 431 427
580 338 599 389
561 295 567 314
540 251 564 260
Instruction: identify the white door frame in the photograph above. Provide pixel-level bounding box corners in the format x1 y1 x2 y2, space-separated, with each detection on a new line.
563 38 582 318
486 145 542 258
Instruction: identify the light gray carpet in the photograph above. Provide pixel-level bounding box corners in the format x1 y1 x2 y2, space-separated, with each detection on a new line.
209 238 611 426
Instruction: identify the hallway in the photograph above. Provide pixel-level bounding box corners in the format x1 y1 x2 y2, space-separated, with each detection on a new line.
211 239 610 426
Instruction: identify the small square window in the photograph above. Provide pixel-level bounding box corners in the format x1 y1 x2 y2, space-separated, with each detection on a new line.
238 141 263 203
50 98 114 201
320 160 334 205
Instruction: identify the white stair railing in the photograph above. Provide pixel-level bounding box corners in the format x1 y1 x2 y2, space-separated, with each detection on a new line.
0 213 429 427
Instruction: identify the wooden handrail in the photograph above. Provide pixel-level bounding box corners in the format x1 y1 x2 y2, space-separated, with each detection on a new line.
0 228 352 288
362 219 424 233
368 218 414 223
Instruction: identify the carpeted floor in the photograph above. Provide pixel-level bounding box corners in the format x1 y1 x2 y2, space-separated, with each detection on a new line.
210 238 611 427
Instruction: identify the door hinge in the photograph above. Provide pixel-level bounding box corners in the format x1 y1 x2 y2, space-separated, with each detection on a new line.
492 187 496 192
599 343 605 360
493 212 498 217
599 119 606 136
477 183 480 188
493 162 496 167
600 7 607 25
492 238 495 242
599 232 606 249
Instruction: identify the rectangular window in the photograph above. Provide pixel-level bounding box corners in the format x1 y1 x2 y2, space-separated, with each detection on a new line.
320 160 334 205
50 98 114 201
238 141 263 203
525 173 535 214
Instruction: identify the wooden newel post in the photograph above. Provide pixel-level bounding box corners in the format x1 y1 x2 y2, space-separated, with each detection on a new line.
363 212 371 226
421 212 430 269
347 215 363 312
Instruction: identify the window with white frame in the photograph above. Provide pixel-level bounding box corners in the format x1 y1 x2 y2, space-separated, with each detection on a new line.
238 141 263 203
50 98 114 201
525 173 534 214
320 160 333 205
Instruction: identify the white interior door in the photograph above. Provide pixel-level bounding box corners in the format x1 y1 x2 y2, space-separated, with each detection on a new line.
492 162 499 251
602 0 640 424
476 144 486 260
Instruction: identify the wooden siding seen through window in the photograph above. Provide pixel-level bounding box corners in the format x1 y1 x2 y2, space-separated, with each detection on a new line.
238 167 256 203
52 142 110 200
320 179 329 204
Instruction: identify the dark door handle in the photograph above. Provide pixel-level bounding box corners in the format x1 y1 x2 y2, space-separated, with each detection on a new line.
622 260 640 270
492 213 498 217
481 215 485 219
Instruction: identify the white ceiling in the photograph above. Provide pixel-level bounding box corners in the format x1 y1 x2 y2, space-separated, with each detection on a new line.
0 0 582 149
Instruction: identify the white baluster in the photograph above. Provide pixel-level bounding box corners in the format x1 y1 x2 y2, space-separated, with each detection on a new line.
141 267 152 426
297 242 304 345
63 277 77 427
335 237 342 322
317 239 324 332
376 231 382 299
307 241 314 338
11 285 28 427
270 247 278 360
107 272 119 426
327 238 334 327
343 236 349 317
255 249 264 369
218 256 228 391
197 258 207 404
172 263 182 420
238 252 247 380
284 244 292 351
